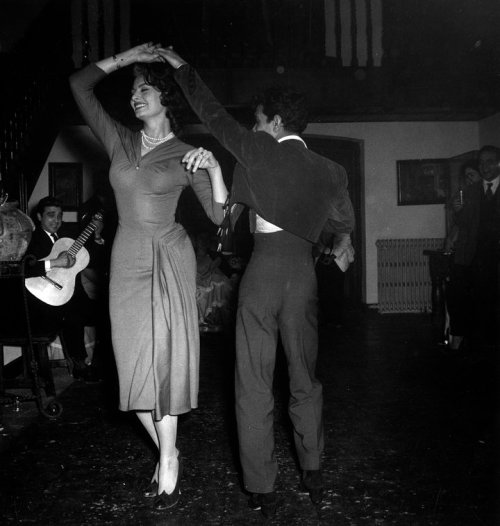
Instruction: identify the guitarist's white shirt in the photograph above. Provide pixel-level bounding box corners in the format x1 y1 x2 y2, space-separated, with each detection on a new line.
43 229 57 272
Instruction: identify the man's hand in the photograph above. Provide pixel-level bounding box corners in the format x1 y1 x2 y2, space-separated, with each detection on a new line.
155 46 187 69
332 234 355 263
51 252 76 269
94 219 104 243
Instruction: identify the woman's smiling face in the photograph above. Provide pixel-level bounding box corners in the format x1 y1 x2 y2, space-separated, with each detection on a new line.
130 75 165 120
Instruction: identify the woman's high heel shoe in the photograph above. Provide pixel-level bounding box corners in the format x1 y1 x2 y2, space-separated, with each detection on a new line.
144 481 158 498
153 454 183 510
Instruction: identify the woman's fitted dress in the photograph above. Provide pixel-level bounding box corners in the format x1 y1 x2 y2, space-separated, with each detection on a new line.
70 64 223 419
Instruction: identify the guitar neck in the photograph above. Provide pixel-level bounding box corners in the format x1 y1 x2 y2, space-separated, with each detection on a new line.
67 222 98 258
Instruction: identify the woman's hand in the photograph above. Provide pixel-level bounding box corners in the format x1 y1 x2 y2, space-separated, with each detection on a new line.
182 148 219 173
155 46 187 69
131 42 162 63
183 147 228 204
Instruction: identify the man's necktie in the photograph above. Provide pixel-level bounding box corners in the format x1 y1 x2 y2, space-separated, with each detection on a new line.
50 233 58 243
485 183 494 201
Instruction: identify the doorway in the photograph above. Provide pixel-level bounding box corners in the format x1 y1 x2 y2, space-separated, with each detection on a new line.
305 135 363 306
180 133 363 305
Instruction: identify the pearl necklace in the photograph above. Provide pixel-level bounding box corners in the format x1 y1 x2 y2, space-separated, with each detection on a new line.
141 130 175 150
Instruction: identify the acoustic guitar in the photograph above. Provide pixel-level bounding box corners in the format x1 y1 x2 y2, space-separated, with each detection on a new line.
25 212 104 306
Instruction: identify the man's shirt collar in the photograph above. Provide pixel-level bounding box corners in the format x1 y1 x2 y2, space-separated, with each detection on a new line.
483 175 500 194
278 135 307 148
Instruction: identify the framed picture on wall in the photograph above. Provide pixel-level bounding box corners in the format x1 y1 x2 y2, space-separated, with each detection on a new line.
48 162 83 211
397 159 449 206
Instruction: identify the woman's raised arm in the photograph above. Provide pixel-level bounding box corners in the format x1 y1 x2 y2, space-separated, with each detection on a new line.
95 42 161 74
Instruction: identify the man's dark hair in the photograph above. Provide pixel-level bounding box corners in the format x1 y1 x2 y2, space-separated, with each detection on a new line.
478 144 500 161
36 196 63 216
254 86 309 134
461 159 479 174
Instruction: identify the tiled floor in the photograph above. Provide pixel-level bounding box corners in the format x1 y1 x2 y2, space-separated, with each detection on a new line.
0 311 498 525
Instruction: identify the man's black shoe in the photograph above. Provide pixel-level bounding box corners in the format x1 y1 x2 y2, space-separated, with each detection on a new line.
301 470 324 504
248 491 277 518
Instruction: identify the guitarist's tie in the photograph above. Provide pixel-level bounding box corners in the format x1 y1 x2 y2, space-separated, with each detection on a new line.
49 233 58 243
485 182 494 201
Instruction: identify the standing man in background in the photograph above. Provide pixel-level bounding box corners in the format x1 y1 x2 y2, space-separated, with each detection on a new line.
447 145 500 351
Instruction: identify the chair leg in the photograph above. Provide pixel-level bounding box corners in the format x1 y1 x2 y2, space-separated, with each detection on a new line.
0 344 4 395
57 332 74 376
34 344 56 397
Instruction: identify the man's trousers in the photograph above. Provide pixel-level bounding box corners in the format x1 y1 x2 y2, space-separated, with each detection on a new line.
235 230 324 493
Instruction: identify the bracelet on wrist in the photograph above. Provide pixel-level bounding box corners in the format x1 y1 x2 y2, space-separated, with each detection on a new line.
112 54 125 70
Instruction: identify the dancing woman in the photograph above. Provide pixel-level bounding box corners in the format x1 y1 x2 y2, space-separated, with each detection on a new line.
70 43 228 509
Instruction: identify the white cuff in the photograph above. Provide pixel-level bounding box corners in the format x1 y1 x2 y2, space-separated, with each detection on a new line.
45 260 51 272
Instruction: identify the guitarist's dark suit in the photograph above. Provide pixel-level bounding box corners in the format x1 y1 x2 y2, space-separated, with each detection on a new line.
26 224 101 370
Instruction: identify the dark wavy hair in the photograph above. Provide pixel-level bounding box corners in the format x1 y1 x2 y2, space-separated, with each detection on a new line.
478 144 500 161
133 62 186 135
461 159 479 175
254 86 309 134
36 196 63 216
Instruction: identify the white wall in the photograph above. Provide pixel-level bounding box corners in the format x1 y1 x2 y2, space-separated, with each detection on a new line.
28 126 108 218
30 120 495 307
307 120 479 304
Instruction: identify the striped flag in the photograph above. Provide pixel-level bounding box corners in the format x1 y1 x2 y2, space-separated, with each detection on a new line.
325 0 383 67
70 0 383 69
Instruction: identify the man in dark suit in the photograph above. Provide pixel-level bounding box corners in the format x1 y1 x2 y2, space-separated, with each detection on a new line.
161 47 355 517
447 145 500 350
26 196 104 380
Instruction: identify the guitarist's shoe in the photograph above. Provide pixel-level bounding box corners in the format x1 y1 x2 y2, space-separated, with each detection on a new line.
73 364 101 383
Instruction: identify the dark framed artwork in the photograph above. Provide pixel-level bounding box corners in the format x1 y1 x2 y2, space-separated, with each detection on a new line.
397 159 449 206
48 162 83 211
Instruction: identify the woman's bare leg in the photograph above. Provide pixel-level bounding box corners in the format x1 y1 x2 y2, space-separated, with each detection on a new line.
136 410 160 448
154 414 179 495
136 411 160 482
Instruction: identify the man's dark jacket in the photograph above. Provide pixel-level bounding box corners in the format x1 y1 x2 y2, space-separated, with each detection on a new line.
453 180 500 266
174 65 354 242
26 224 101 300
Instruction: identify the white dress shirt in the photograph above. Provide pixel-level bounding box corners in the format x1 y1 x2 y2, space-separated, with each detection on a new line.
483 175 500 195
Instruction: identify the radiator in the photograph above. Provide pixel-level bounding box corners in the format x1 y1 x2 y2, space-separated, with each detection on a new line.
376 238 444 313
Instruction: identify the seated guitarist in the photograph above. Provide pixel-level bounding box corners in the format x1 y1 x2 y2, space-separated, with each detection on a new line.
26 196 105 381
